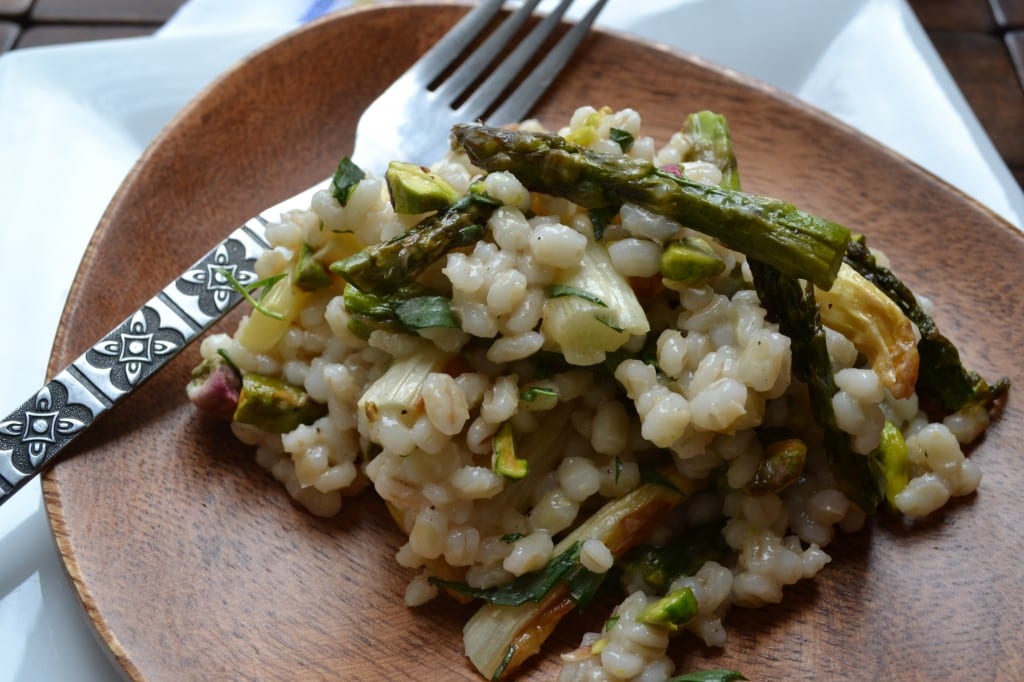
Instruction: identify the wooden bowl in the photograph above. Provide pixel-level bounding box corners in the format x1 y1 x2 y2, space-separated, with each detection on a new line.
44 3 1024 680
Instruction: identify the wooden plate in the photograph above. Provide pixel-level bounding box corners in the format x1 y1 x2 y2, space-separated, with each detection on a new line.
44 3 1024 680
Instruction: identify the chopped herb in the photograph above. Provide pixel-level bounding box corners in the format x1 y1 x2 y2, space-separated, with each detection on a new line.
492 646 517 682
430 541 607 608
546 285 608 307
217 269 287 320
667 671 747 682
500 533 525 544
603 615 620 631
457 224 486 245
595 316 624 333
215 348 241 379
331 156 365 206
393 295 459 329
609 127 635 152
519 387 559 403
614 456 623 484
453 190 502 210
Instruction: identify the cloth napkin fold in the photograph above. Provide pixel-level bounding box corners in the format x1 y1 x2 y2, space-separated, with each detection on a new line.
159 0 693 37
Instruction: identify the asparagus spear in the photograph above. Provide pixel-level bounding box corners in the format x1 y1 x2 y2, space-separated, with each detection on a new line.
676 112 878 510
682 111 742 191
330 194 497 294
756 267 881 510
451 124 849 290
844 238 1009 412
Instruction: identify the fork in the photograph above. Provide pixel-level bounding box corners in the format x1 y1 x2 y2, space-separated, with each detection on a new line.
0 0 608 509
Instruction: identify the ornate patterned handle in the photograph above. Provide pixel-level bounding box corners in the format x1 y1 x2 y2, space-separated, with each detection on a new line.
0 212 280 508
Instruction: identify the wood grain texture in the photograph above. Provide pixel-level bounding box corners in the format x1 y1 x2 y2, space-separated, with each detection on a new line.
990 0 1024 27
41 4 1024 681
907 0 995 30
928 29 1024 167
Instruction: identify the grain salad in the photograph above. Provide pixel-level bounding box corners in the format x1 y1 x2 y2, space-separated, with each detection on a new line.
186 105 1008 680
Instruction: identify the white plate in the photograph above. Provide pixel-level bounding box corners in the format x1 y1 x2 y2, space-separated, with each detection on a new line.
0 2 1021 680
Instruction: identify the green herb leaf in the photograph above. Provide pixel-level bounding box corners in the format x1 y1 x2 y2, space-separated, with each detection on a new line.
500 533 525 544
667 671 747 682
453 191 502 211
393 295 459 329
546 285 608 307
430 541 607 608
457 224 486 246
519 387 559 403
603 615 620 631
217 269 287 320
331 156 365 206
215 348 242 380
595 315 624 333
609 127 635 152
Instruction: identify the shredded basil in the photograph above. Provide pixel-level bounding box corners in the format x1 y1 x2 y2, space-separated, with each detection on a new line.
492 646 517 681
429 541 607 608
331 156 365 206
519 387 559 403
215 348 242 379
595 316 624 333
667 671 747 682
453 191 501 211
393 295 459 329
547 285 607 307
456 224 486 246
217 269 287 320
609 127 635 152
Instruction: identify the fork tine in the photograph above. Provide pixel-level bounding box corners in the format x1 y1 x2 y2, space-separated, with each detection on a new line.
456 0 579 118
487 0 609 125
407 0 506 86
433 0 544 104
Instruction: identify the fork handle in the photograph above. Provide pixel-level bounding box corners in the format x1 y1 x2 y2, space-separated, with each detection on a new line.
0 182 320 509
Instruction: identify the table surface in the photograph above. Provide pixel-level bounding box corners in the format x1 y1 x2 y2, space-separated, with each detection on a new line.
1 0 1023 194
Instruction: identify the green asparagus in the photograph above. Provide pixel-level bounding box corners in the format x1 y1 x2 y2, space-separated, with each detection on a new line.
674 111 879 511
752 265 881 511
331 194 498 294
451 124 849 290
844 238 1009 412
682 111 741 191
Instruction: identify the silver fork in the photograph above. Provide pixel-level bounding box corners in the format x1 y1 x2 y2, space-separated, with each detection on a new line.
0 0 608 509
